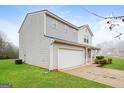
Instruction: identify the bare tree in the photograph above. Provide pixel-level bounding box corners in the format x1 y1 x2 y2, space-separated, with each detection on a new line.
82 7 124 39
0 30 18 59
0 31 7 58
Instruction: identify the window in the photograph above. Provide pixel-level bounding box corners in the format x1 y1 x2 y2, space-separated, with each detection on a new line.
87 36 89 43
84 35 89 44
84 35 87 43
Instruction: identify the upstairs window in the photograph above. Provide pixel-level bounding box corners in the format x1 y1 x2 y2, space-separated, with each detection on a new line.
87 36 89 43
84 35 87 43
84 35 89 44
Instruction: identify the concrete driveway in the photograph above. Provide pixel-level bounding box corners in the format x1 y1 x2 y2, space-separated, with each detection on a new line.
61 64 124 88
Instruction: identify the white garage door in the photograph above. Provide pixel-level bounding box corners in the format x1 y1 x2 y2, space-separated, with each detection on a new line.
58 49 85 69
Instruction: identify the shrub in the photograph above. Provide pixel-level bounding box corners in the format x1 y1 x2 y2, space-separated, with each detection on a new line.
96 56 104 59
94 56 112 67
94 59 99 64
98 59 107 64
107 58 112 64
0 56 10 59
96 59 107 67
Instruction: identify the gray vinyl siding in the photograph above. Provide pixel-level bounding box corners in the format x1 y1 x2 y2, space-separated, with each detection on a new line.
19 12 51 69
45 14 78 42
19 10 94 70
78 26 92 45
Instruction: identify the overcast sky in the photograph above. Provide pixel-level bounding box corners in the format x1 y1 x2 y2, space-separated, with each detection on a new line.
0 5 124 46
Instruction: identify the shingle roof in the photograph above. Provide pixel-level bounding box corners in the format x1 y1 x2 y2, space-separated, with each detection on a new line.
45 35 100 50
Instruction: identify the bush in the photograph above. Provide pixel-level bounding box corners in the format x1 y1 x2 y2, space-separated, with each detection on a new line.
94 59 98 64
98 59 107 64
94 56 112 67
107 58 112 64
0 56 10 59
96 56 104 59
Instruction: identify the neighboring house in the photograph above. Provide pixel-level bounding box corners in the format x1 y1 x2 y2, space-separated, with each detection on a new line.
19 10 99 71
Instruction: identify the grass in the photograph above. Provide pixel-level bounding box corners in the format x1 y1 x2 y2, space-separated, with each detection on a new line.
0 59 111 88
103 56 124 71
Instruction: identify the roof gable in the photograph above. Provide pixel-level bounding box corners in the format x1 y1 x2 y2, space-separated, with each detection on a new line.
78 24 93 36
19 10 94 35
28 10 78 30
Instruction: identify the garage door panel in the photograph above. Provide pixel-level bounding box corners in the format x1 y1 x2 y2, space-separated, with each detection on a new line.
58 49 85 69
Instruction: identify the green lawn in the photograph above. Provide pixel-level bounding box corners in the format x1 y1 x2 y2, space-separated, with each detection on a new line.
0 59 111 88
104 56 124 71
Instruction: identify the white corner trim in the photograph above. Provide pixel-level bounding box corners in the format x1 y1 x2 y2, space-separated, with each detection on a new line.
43 13 46 35
49 44 54 70
85 47 88 64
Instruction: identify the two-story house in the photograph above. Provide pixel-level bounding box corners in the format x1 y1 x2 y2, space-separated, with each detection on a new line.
19 10 99 71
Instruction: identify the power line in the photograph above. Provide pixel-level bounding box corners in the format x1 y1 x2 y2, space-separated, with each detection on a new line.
82 7 124 20
82 7 106 19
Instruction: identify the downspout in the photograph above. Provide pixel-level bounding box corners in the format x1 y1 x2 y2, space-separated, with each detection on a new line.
49 39 55 71
85 47 88 64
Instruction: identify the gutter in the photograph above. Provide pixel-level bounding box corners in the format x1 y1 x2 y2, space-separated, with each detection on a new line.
44 35 100 50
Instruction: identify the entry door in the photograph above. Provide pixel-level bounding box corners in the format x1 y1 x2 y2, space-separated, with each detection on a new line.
58 49 84 69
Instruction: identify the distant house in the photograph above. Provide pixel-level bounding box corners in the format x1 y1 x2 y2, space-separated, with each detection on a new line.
19 10 99 71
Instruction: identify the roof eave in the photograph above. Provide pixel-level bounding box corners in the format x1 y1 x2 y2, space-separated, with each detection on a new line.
45 35 100 50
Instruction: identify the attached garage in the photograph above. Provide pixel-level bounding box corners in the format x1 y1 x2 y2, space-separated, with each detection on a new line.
49 39 95 70
58 48 85 69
